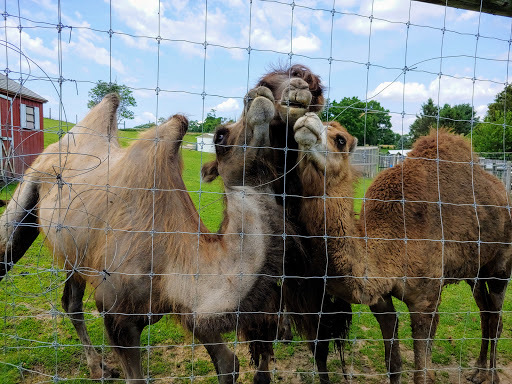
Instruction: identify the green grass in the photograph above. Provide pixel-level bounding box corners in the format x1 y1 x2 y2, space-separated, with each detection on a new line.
1 121 511 383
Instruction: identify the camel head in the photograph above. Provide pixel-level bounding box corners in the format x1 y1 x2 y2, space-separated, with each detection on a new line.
294 112 357 195
202 86 276 188
201 65 324 186
256 64 325 128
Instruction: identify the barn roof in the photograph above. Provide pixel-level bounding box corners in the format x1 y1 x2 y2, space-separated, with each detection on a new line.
0 74 48 103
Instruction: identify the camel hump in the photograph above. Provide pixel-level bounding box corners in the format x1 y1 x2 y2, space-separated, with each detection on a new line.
137 114 189 152
65 92 121 150
408 128 475 163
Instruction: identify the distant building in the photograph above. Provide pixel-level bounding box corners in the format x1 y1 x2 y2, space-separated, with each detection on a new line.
0 74 47 180
387 149 412 157
196 133 216 153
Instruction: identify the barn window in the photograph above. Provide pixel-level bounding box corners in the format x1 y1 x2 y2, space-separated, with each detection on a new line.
26 106 35 129
20 103 40 130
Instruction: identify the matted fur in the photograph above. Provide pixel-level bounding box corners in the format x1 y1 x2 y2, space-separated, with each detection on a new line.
202 71 352 384
0 93 299 383
294 119 512 384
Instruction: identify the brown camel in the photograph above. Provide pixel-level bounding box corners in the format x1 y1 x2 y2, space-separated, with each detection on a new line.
293 112 512 384
0 91 301 383
202 64 352 384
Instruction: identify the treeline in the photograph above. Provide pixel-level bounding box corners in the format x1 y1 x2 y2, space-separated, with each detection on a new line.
405 85 512 156
133 109 230 132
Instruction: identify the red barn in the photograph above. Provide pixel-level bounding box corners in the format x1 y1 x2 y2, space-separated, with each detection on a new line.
0 74 47 180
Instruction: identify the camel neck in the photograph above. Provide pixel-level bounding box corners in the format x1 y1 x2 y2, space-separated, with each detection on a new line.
299 174 371 304
163 184 282 318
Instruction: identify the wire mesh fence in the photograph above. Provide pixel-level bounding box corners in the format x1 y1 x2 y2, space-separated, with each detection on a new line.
0 1 511 383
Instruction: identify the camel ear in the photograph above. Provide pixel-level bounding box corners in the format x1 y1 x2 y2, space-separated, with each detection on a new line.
349 137 358 153
201 161 219 183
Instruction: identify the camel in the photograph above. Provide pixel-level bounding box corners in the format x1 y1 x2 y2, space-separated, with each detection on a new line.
202 64 352 384
0 91 302 383
292 112 512 384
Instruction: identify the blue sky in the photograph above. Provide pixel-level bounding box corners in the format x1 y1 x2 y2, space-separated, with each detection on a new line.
2 0 511 135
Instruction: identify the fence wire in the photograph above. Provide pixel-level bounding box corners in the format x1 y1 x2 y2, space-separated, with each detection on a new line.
0 0 511 383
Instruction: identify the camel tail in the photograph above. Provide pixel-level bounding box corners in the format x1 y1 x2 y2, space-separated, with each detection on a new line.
0 180 40 280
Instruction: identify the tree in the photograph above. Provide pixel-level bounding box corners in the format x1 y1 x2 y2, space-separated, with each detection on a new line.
486 83 512 123
325 97 394 146
472 83 512 157
439 103 478 136
394 133 414 149
88 81 137 122
409 98 439 140
188 109 227 133
409 98 479 140
472 113 512 157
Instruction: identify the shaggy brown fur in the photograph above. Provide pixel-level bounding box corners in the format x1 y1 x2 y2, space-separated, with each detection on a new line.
203 64 325 209
202 70 352 384
0 93 300 383
294 114 512 384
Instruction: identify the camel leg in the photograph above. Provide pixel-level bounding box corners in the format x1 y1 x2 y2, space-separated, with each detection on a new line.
61 274 119 379
195 331 239 384
371 295 402 384
468 277 507 384
486 277 507 384
0 181 39 280
251 342 272 384
467 280 491 383
310 337 330 384
103 313 146 383
408 302 439 384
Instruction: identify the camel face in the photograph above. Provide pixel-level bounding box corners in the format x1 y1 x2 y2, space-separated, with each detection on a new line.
204 86 275 187
257 64 324 128
275 77 313 125
294 113 357 175
201 65 325 186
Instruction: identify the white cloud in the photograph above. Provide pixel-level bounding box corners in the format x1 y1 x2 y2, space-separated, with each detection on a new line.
133 89 156 99
475 104 488 119
369 76 501 132
336 0 446 35
250 29 321 53
369 77 502 105
132 111 157 126
117 34 156 52
109 0 321 58
369 81 428 102
143 111 156 121
67 35 125 74
456 10 478 22
429 77 502 105
390 114 416 134
292 35 321 53
213 98 240 113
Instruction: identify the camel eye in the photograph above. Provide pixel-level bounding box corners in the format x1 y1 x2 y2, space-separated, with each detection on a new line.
214 129 228 145
335 135 346 150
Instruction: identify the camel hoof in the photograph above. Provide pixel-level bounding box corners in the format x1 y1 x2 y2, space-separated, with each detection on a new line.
90 362 120 380
468 368 499 384
253 371 271 384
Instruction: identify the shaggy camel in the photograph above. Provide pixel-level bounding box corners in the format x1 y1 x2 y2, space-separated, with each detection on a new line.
293 112 512 384
0 92 301 383
202 64 352 384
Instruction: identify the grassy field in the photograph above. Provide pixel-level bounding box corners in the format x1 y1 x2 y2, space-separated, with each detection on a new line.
0 122 511 383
